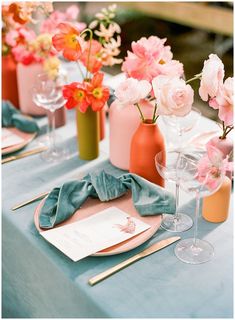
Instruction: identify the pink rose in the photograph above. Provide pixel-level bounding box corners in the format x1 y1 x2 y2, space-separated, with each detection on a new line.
152 75 194 116
199 54 224 101
115 78 152 105
210 77 233 126
121 36 184 82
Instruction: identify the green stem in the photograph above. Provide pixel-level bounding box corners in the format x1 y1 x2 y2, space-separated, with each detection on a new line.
76 62 85 80
136 103 145 122
153 115 159 123
80 28 93 79
152 103 157 123
186 73 202 84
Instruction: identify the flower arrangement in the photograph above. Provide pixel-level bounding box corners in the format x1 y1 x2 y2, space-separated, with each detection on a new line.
2 2 84 80
115 36 233 131
53 4 122 113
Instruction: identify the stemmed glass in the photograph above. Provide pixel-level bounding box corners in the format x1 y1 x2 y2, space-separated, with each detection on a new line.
162 108 201 150
174 148 224 264
32 73 66 163
155 150 193 232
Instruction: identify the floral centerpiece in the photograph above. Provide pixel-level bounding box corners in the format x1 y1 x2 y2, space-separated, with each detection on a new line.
110 35 233 184
51 4 122 160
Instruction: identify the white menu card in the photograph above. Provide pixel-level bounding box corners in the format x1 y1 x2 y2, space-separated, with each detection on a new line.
2 128 24 149
40 207 151 261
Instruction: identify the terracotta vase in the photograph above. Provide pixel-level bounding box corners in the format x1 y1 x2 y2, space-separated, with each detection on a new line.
76 107 99 160
207 135 233 179
17 62 46 116
2 55 19 107
129 120 166 186
109 100 154 170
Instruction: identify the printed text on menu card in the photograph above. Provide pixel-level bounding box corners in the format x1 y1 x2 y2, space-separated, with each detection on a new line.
40 207 151 261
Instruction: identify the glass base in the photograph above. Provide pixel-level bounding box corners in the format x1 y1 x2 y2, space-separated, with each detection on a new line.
174 238 214 264
40 148 68 163
161 213 193 232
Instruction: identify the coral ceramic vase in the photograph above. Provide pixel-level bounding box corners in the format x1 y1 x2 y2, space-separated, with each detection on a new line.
109 100 154 170
2 55 19 107
129 121 166 186
76 107 99 160
17 63 46 116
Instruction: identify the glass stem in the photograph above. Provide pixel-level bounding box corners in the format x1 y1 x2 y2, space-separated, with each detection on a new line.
174 182 180 222
193 190 200 247
49 110 56 153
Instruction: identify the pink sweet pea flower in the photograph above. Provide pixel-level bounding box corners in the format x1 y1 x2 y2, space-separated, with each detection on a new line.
152 75 194 116
197 145 233 190
122 36 183 82
114 78 152 106
209 77 233 126
199 54 225 101
65 5 79 20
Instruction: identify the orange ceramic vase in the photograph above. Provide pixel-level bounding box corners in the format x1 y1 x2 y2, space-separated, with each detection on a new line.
2 55 19 107
129 120 165 186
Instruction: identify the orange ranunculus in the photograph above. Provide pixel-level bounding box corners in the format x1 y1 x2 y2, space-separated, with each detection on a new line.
86 73 110 111
63 82 90 112
80 39 103 73
52 22 82 61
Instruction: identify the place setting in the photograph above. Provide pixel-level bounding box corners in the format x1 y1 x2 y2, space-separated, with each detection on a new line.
2 1 233 318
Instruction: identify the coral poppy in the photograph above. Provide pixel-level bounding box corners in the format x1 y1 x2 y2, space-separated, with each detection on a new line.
86 73 110 111
8 3 29 24
63 82 90 112
52 22 82 61
80 39 103 73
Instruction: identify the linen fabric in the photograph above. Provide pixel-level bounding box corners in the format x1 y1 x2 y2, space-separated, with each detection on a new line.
2 100 39 133
39 170 176 228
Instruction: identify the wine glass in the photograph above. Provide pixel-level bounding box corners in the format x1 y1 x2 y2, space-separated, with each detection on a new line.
174 148 224 264
32 73 66 163
162 108 201 150
155 150 193 232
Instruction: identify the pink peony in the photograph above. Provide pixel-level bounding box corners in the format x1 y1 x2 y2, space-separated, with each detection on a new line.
122 36 184 82
199 54 224 101
152 75 194 116
114 78 152 105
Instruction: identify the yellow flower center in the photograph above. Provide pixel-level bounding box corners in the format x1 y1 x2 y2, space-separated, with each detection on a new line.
65 34 78 49
92 88 103 99
74 89 85 101
159 59 165 65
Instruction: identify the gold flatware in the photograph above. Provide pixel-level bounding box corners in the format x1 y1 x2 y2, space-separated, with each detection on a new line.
11 191 49 211
2 146 47 164
88 236 181 286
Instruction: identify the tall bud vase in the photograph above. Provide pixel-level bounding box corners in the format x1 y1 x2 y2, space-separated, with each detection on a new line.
109 100 154 170
2 55 19 107
129 120 165 186
76 107 99 160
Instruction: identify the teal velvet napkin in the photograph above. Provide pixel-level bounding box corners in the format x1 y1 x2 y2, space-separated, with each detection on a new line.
2 100 39 133
39 170 176 229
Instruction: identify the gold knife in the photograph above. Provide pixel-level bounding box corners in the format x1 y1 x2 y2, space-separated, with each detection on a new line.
11 191 49 211
2 146 47 164
88 236 181 286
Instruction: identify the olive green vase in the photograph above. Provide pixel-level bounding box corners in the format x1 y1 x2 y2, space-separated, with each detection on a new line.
76 107 99 160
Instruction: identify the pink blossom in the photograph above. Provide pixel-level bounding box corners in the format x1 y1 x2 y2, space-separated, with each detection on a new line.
122 36 184 82
115 78 152 105
65 5 79 20
152 75 194 116
213 77 233 126
12 45 38 65
199 54 224 101
5 30 18 46
197 145 233 190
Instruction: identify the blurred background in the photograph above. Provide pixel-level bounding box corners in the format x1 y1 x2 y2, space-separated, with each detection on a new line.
53 1 233 121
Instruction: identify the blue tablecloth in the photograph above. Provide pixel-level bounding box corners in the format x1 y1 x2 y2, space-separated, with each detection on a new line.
2 79 233 318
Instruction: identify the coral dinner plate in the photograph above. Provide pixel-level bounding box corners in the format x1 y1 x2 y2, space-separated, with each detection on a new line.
34 192 162 256
2 127 36 155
